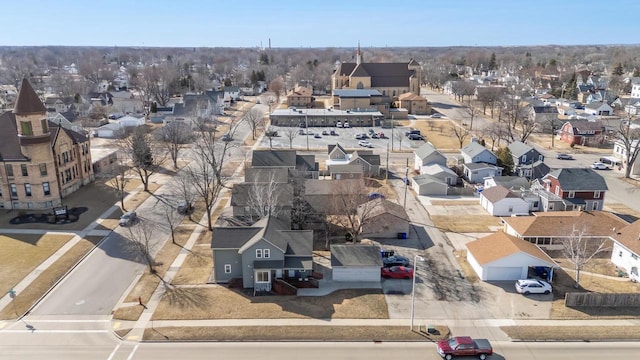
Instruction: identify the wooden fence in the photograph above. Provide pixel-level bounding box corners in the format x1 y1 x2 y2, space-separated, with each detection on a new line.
565 292 640 307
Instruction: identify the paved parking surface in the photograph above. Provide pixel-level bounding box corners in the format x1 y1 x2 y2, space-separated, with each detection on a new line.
258 124 427 151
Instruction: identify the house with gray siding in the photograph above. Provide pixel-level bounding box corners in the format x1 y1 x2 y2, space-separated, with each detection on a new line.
414 142 447 172
211 216 313 294
461 141 497 165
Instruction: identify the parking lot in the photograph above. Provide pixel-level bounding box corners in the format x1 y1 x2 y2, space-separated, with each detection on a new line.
258 123 427 151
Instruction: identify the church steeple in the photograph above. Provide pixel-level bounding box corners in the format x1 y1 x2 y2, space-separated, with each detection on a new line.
14 78 46 115
13 78 49 139
356 41 362 65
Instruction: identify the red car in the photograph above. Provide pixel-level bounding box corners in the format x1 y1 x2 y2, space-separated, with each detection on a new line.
381 266 414 279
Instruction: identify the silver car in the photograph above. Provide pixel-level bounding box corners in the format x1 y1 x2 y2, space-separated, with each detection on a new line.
119 211 137 226
515 279 552 295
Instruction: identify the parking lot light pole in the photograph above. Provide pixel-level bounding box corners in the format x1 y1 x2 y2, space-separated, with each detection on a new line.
411 255 425 331
305 113 309 151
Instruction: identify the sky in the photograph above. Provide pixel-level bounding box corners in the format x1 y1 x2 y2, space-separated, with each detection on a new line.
2 0 639 48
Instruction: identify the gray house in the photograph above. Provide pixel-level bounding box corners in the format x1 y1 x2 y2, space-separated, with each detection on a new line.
461 141 497 165
414 142 448 172
508 141 544 166
412 174 449 196
463 162 503 183
251 149 319 179
211 216 313 293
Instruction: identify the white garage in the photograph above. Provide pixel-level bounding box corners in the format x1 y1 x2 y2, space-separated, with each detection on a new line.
466 232 557 281
331 244 382 282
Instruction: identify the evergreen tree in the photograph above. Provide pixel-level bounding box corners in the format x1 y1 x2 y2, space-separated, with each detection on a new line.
613 63 625 76
565 72 578 100
488 53 497 70
495 147 514 174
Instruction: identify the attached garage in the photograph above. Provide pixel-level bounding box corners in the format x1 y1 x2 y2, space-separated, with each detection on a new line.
331 244 382 282
412 174 448 196
466 232 557 281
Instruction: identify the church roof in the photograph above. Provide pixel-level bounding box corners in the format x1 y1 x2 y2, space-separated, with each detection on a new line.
14 78 47 115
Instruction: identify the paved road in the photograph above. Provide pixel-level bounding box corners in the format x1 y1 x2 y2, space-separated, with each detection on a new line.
1 337 640 360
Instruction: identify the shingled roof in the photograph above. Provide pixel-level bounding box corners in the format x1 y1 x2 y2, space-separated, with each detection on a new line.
14 78 47 115
0 111 28 161
544 168 608 191
481 185 519 203
335 62 415 88
612 219 640 258
466 231 556 266
502 211 627 237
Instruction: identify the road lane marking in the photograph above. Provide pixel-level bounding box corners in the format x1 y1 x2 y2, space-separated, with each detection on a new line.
127 344 139 360
1 329 109 333
107 343 121 360
0 322 6 329
113 321 121 329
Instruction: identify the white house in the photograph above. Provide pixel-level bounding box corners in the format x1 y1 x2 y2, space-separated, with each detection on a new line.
330 244 383 282
414 142 447 172
584 101 613 116
421 164 457 185
630 78 640 98
610 220 640 282
412 174 449 196
95 122 122 138
463 163 502 184
612 138 640 176
113 115 145 128
466 232 557 281
461 141 497 165
224 86 241 101
479 185 530 216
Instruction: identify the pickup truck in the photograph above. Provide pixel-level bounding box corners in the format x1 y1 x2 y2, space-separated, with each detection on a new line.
436 336 493 360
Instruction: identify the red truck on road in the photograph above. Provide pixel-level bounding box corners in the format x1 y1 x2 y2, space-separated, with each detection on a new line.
436 336 493 360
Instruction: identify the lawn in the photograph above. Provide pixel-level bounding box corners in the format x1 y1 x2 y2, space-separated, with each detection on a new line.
410 119 470 150
502 326 640 341
152 287 388 320
430 215 501 233
0 236 103 319
0 233 74 297
143 325 450 341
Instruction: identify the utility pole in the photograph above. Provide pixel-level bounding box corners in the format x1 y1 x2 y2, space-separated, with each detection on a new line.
385 143 389 184
390 115 394 152
403 158 409 209
305 113 309 151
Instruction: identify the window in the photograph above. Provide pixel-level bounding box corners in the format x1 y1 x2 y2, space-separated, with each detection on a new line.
522 154 527 163
256 249 263 258
508 206 513 213
568 191 575 199
255 271 269 282
10 184 17 197
533 201 539 208
27 202 33 209
43 182 50 195
594 191 601 199
224 264 232 273
633 254 639 260
41 119 48 133
592 202 598 210
21 164 28 176
20 121 32 135
619 251 623 257
554 186 560 196
45 201 53 207
40 163 47 176
263 249 270 258
24 184 31 196
5 164 13 177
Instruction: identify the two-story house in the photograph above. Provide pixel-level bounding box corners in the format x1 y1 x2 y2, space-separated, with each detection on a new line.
414 142 447 173
210 216 313 295
535 168 608 212
528 105 560 132
461 141 497 165
507 141 549 180
325 144 380 178
559 120 605 146
286 86 314 108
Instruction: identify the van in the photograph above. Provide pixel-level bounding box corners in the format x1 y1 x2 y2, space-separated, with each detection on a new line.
405 128 420 137
599 157 621 167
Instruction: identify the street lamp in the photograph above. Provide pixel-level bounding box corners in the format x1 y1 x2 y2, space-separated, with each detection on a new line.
411 255 425 331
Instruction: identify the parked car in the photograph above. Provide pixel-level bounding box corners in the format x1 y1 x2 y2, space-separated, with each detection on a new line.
382 255 410 267
371 133 379 139
556 153 574 160
377 132 385 138
298 129 305 135
330 130 337 136
314 133 321 138
119 211 137 226
265 130 278 137
298 122 306 128
322 130 329 136
591 162 609 170
336 122 343 128
343 122 350 128
221 133 232 141
436 337 493 360
381 266 414 279
358 140 373 148
405 128 420 136
368 128 375 135
515 279 552 295
408 133 425 140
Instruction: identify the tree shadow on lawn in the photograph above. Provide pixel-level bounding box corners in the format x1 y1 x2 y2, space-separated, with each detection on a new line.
9 207 88 225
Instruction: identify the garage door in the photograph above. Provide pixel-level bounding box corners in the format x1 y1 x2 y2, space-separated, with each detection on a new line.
485 266 523 281
333 267 379 282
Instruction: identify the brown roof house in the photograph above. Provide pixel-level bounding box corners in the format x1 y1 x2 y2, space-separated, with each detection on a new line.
502 211 627 250
357 198 410 239
395 92 430 115
286 86 314 108
466 231 557 281
0 79 94 210
479 185 530 217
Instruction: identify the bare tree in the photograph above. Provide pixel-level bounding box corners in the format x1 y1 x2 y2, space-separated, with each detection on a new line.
264 125 277 149
563 225 609 288
327 179 380 242
282 127 300 149
481 123 508 151
246 171 286 222
393 129 404 151
160 122 194 169
462 104 481 131
268 77 285 104
104 158 131 211
127 218 157 273
243 107 264 140
450 122 471 148
121 127 168 192
170 171 198 222
159 201 182 245
615 117 640 178
141 63 179 107
186 118 239 230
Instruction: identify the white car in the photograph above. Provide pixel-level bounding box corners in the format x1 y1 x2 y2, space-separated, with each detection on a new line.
515 279 552 295
358 140 373 148
343 122 350 128
591 162 609 170
336 122 343 128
